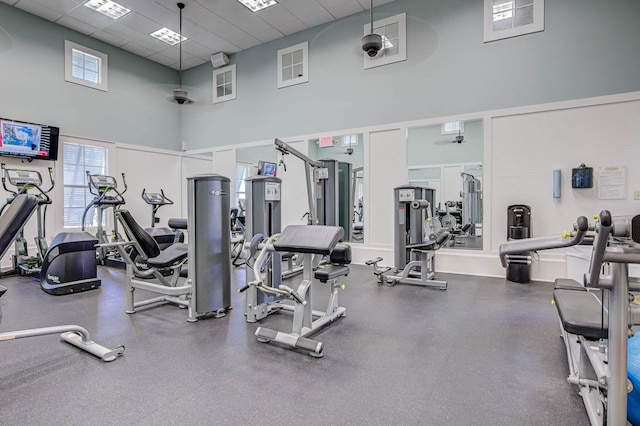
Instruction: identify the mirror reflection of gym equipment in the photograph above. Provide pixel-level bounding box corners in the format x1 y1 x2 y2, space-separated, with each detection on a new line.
407 120 483 250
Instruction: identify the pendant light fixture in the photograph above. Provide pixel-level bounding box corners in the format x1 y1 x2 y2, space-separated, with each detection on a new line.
361 0 382 57
172 2 192 104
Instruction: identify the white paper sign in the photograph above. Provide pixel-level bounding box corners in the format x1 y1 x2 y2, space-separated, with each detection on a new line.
597 166 625 200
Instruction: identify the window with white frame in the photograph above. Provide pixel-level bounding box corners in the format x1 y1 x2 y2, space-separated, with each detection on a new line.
213 64 236 104
484 0 544 42
235 163 251 213
341 134 359 147
63 141 108 228
277 42 308 89
64 41 108 91
441 121 465 135
363 12 406 70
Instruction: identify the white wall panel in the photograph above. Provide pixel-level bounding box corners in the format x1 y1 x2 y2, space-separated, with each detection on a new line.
367 128 406 246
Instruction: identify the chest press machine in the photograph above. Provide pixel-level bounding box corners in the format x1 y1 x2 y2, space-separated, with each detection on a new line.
499 212 640 426
240 225 350 358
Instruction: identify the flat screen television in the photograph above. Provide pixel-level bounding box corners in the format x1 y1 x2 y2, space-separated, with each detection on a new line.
0 117 59 161
257 160 277 177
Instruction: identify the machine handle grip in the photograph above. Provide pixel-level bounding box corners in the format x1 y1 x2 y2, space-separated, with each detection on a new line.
237 283 253 293
120 173 128 194
365 257 383 265
279 285 307 305
585 210 612 288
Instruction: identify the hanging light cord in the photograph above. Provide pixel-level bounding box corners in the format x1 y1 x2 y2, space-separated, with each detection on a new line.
178 2 184 88
370 0 374 34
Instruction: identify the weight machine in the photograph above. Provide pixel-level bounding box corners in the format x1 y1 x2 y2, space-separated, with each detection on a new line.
366 185 449 289
499 212 640 426
81 172 127 263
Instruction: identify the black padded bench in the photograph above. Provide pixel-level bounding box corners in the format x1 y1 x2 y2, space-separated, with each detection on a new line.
554 278 585 290
314 243 351 283
553 285 608 340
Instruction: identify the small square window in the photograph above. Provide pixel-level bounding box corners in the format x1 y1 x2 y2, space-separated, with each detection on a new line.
441 122 465 135
213 64 236 104
484 0 544 42
364 13 406 70
65 41 108 91
277 42 308 89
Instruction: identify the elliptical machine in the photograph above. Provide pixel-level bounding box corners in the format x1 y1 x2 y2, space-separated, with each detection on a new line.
141 188 182 249
81 172 127 264
0 163 54 275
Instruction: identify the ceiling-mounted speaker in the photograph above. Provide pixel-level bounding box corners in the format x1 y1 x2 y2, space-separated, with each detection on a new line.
211 52 229 68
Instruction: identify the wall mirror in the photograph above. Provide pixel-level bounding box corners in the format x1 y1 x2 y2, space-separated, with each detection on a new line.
308 133 364 243
406 120 483 249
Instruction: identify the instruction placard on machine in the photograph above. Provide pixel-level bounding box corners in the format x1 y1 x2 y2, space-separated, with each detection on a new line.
264 182 281 201
398 189 415 202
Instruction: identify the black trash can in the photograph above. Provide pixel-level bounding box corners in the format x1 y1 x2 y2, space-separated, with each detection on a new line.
506 205 532 283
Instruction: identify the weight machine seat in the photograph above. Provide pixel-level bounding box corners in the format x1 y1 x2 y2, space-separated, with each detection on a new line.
273 225 344 255
553 288 608 340
314 265 349 283
147 243 188 269
0 194 39 260
117 210 188 269
554 278 585 290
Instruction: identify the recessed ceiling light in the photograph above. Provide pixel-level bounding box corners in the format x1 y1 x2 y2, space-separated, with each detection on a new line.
149 28 187 46
236 0 277 12
83 0 131 19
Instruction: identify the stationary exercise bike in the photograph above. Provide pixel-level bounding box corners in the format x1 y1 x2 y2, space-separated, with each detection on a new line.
81 172 127 264
0 163 54 275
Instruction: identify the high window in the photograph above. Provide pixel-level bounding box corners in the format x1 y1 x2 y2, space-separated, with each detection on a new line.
64 41 108 91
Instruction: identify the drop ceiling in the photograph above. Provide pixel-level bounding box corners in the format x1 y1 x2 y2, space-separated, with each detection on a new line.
0 0 396 70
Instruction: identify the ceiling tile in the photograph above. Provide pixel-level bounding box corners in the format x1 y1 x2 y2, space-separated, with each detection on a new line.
182 2 228 32
181 56 207 69
147 51 176 66
103 21 146 40
120 40 156 57
118 11 160 35
299 10 334 27
14 0 65 21
255 4 298 27
232 14 272 36
29 0 80 14
216 42 242 54
181 19 208 40
136 1 177 29
129 32 171 50
160 45 196 62
255 28 284 43
328 1 363 19
317 0 351 9
211 23 251 44
278 19 308 36
196 0 253 22
0 0 20 6
277 0 325 18
66 2 115 29
233 36 261 50
92 30 128 47
181 39 212 58
56 15 101 35
193 31 229 51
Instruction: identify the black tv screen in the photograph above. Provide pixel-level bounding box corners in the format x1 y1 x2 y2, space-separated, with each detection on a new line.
0 117 59 161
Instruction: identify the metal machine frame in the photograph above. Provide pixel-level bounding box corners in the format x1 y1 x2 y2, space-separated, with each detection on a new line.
499 212 640 426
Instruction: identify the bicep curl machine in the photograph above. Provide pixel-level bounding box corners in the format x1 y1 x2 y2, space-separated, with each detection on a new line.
499 212 640 426
239 225 350 358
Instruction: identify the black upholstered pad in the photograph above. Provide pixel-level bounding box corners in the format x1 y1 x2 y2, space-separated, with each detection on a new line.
117 210 161 259
168 218 187 230
553 289 608 340
554 278 585 290
314 265 349 282
273 225 344 255
0 194 39 260
148 243 188 268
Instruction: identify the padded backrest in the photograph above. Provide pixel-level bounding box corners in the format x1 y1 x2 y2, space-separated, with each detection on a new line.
0 194 39 260
116 209 161 259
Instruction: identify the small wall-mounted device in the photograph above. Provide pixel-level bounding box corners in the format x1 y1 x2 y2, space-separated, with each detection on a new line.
211 52 229 68
572 163 593 188
553 169 561 199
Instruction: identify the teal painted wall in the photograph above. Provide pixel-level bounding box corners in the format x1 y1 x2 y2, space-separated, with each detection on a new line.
182 0 640 149
0 4 180 151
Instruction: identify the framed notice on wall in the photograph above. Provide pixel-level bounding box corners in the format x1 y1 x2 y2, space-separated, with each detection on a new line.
597 165 626 200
